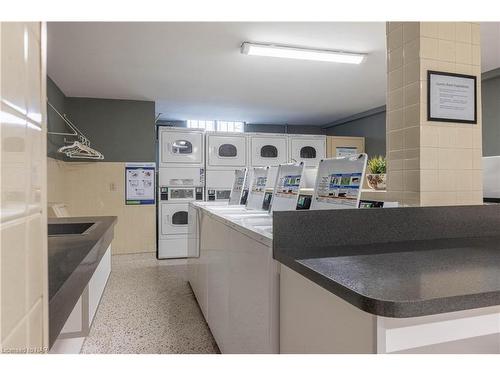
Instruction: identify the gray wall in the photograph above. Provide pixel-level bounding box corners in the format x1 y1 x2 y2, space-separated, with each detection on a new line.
65 98 155 162
482 73 500 156
47 77 156 162
325 110 386 157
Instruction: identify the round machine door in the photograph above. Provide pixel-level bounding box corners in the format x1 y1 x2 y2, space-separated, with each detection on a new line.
207 134 247 167
159 129 204 166
161 203 189 235
250 136 288 166
289 137 325 166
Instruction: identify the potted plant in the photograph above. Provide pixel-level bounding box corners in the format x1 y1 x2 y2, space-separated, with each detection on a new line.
366 155 387 190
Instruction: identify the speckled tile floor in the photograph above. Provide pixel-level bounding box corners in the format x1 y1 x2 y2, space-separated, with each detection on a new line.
81 253 219 354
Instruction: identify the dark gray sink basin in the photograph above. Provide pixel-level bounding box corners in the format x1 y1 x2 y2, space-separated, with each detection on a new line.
48 222 95 236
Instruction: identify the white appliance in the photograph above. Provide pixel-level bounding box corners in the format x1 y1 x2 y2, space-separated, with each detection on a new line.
311 154 368 210
158 127 205 167
228 168 248 205
205 132 248 202
246 167 270 210
249 133 288 167
269 162 305 212
157 126 205 259
288 134 326 167
483 156 500 201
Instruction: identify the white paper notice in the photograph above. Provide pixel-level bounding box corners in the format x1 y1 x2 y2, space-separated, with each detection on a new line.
125 163 156 205
429 72 476 123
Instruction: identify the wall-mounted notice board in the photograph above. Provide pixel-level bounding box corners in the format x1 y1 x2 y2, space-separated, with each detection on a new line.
125 163 156 205
428 70 477 124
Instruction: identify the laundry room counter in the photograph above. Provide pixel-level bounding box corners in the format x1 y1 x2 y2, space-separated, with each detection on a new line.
273 205 500 353
48 216 116 349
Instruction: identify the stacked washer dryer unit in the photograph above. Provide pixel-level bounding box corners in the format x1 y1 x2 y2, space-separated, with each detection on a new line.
157 127 205 259
205 131 248 202
248 132 289 209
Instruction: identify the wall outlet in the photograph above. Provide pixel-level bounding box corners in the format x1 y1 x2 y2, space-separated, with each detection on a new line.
109 182 117 192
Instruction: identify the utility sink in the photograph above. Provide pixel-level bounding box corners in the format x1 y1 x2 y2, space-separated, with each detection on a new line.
48 222 95 236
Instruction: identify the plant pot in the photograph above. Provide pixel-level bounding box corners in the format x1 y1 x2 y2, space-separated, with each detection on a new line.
366 173 387 190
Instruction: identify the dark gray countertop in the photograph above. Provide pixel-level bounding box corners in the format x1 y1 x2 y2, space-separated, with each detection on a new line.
273 205 500 318
48 216 116 348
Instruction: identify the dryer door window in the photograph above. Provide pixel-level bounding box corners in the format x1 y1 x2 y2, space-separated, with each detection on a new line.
218 144 237 157
261 145 278 158
161 203 189 235
172 211 188 225
300 146 317 159
172 140 193 154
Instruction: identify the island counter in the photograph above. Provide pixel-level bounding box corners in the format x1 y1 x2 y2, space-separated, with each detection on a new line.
273 205 500 354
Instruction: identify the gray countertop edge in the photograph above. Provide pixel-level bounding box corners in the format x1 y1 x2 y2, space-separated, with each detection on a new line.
48 216 117 348
274 253 500 319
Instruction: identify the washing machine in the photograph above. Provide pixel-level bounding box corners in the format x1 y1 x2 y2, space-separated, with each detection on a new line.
483 156 500 202
158 127 205 167
288 134 326 167
158 184 204 259
249 133 288 167
205 132 248 201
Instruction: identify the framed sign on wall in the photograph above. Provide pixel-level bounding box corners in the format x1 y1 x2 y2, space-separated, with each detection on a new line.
125 163 156 205
427 70 477 124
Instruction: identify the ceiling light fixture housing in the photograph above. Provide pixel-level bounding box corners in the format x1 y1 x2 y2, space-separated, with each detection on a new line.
240 42 366 64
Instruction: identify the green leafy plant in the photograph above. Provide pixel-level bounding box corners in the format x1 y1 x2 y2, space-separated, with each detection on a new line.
367 155 386 174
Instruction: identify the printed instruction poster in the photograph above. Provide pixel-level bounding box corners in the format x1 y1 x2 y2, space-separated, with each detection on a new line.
125 163 155 205
315 172 362 207
336 147 357 157
275 175 301 198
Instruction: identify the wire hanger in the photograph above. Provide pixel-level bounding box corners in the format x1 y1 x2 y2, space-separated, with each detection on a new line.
47 101 104 160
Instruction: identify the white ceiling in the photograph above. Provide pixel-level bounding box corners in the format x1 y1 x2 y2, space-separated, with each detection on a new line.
47 22 500 126
47 22 387 125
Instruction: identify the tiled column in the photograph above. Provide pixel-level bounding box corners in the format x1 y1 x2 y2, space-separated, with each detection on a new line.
386 22 483 206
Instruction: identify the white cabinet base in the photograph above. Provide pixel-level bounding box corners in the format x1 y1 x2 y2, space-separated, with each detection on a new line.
50 245 112 354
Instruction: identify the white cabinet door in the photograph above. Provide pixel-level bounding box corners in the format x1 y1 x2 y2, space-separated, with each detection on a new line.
160 203 189 235
159 129 204 166
250 135 288 167
207 134 247 167
289 136 326 167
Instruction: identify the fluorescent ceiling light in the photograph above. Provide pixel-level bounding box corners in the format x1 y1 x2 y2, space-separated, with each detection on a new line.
241 42 365 64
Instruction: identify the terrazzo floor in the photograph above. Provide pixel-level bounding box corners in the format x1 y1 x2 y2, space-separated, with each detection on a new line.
81 253 219 354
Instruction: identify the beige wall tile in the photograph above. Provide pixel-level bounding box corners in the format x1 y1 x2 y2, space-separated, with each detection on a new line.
420 170 439 191
420 126 439 147
455 42 472 65
387 25 403 52
387 170 403 193
471 23 481 45
438 40 456 62
438 170 457 192
403 60 420 85
420 37 439 60
420 22 439 39
420 147 439 169
404 103 420 128
388 67 403 91
387 109 403 131
403 22 419 44
454 148 473 170
404 82 420 107
438 22 456 41
404 126 420 149
388 88 404 110
455 22 472 44
404 170 420 192
388 47 403 72
472 44 481 66
438 126 457 148
455 127 473 149
388 130 404 151
403 38 420 63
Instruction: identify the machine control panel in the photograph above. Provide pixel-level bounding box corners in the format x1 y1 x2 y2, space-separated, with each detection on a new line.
262 191 273 211
160 186 169 201
195 187 203 201
296 194 312 210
